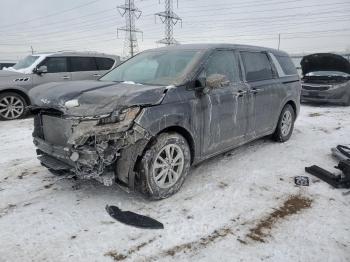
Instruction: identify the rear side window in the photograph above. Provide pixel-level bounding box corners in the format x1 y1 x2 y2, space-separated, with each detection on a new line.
96 57 115 70
70 57 97 72
204 50 240 83
241 52 274 81
275 55 297 75
40 57 67 73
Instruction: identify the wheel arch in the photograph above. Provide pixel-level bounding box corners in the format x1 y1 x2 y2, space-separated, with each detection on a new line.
155 125 195 164
116 124 196 191
285 100 297 116
0 88 31 105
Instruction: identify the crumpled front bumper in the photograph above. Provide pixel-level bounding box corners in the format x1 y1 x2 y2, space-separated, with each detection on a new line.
34 137 99 171
32 109 152 187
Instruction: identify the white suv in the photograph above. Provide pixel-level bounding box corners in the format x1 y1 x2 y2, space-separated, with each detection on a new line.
0 51 120 120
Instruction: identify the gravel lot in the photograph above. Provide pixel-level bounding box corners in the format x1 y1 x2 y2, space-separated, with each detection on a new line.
0 104 349 262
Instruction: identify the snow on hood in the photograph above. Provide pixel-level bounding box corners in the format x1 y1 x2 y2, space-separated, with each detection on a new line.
0 69 24 78
28 80 168 116
301 53 350 75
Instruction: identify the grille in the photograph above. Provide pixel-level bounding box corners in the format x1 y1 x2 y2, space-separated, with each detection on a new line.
302 84 330 91
42 115 73 146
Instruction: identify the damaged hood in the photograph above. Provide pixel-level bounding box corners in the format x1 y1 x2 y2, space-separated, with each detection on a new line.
301 53 350 75
29 80 168 116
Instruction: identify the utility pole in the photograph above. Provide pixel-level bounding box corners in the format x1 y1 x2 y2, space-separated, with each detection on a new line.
30 46 34 54
117 0 142 59
155 0 182 45
278 33 281 50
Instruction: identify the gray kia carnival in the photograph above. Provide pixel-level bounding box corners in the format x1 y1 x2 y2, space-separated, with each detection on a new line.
29 44 301 199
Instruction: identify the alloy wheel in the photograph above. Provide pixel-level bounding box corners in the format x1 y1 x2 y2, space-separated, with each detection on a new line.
0 95 25 120
152 144 185 189
281 110 292 136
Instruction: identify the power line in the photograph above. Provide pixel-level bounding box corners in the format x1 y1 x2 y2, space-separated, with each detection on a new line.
2 13 349 47
0 10 115 34
4 6 348 41
0 0 105 29
176 0 350 15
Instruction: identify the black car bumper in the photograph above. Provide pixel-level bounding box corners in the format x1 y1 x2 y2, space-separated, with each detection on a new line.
301 83 350 105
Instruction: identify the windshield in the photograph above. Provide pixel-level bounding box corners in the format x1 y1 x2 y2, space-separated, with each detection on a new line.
13 55 40 70
100 50 201 86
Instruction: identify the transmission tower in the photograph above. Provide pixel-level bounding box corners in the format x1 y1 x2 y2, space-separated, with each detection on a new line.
117 0 143 59
155 0 182 45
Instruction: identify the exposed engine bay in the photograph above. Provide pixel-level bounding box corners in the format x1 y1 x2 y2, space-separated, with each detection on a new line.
32 106 151 188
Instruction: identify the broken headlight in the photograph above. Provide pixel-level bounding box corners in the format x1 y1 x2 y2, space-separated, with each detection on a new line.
98 107 140 125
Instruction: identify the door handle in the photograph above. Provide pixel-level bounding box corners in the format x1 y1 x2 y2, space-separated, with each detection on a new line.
251 88 262 94
62 76 70 80
93 74 101 77
236 90 247 97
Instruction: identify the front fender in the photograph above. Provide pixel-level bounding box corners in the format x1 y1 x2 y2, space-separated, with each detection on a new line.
135 101 200 158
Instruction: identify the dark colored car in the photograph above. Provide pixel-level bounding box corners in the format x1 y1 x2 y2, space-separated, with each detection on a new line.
0 62 16 69
29 44 301 199
300 53 350 106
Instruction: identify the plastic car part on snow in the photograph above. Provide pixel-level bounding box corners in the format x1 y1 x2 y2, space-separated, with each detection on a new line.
305 160 350 189
105 205 164 229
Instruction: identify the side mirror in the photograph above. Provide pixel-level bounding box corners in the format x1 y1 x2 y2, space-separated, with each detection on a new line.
194 77 210 94
206 74 230 89
35 65 48 74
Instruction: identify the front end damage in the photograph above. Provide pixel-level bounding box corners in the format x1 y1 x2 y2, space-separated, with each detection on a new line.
32 107 151 189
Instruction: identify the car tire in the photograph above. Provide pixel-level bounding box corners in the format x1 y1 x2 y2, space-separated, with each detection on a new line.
273 104 295 142
139 132 191 200
0 92 28 121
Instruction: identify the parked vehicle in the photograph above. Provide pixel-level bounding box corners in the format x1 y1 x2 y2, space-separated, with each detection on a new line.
300 53 350 106
29 44 301 199
0 51 120 120
0 61 16 70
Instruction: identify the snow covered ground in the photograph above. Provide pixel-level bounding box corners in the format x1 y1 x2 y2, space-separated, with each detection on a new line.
0 104 349 262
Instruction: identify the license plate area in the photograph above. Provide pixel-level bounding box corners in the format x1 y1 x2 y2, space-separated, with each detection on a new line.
42 115 73 146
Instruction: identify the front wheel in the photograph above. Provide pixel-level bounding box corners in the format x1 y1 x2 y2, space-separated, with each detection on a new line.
273 104 295 142
0 92 27 120
139 132 191 200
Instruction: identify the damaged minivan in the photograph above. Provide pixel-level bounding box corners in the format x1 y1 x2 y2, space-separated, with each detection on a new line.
29 44 300 199
300 53 350 106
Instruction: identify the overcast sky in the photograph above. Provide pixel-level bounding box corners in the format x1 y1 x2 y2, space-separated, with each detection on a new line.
0 0 349 60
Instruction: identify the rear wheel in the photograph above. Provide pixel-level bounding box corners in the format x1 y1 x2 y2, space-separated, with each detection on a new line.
139 132 191 200
0 92 27 120
273 104 295 142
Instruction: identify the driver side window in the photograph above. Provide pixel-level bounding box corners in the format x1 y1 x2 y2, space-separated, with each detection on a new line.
203 50 240 83
40 57 67 73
